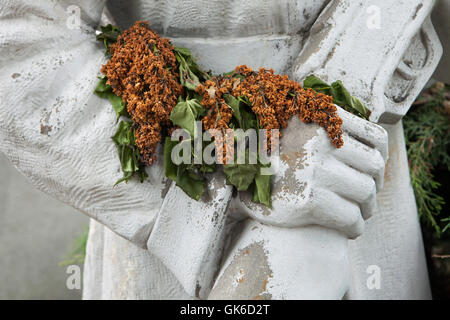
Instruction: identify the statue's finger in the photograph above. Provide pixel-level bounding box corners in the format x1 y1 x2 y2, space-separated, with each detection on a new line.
337 107 388 161
236 185 364 238
315 157 377 206
332 133 386 191
360 192 378 220
308 187 365 239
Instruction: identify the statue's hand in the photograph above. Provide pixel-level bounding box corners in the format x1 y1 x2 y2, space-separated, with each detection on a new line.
237 107 388 239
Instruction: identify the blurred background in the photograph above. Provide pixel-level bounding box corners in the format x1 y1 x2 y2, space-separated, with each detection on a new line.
0 152 88 299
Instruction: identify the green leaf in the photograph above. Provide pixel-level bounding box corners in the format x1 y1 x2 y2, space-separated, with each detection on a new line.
330 80 371 120
238 95 251 106
112 120 133 146
223 151 258 191
303 75 332 94
164 137 208 201
224 94 243 128
94 76 129 120
252 168 272 208
180 62 201 91
114 169 133 186
241 105 258 131
112 120 148 185
163 137 179 181
96 24 121 55
175 165 206 201
303 75 371 120
120 145 139 172
96 77 146 185
223 164 257 191
108 94 127 120
170 98 205 137
94 75 112 97
223 94 257 130
174 46 210 91
173 46 192 57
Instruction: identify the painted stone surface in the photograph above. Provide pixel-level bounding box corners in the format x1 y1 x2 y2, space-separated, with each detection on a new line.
0 0 441 299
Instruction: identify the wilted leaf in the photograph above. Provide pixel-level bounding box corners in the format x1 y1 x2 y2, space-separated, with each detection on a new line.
252 168 272 208
206 86 216 99
224 94 257 130
170 98 205 137
96 24 121 55
94 76 129 120
163 136 179 181
174 46 210 91
176 165 206 201
303 75 371 120
112 120 147 185
223 150 259 191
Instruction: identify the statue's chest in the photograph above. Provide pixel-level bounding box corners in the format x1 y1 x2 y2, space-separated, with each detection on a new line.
107 0 329 37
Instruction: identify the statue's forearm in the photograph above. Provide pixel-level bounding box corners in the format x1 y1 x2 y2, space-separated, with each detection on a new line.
292 0 442 124
0 0 166 248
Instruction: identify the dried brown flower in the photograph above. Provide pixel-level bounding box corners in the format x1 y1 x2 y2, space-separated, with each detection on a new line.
101 21 183 165
196 65 344 151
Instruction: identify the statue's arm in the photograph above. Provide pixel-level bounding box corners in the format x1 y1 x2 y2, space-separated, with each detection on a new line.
292 0 442 123
289 0 441 299
0 0 168 247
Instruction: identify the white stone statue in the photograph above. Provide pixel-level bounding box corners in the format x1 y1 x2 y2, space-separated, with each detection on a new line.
0 0 442 299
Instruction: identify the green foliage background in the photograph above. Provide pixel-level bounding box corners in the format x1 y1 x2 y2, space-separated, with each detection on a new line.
59 226 89 267
403 82 450 237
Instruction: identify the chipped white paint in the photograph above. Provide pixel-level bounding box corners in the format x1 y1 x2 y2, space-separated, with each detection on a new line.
210 221 351 299
209 112 388 299
0 0 440 299
237 114 387 238
147 173 233 299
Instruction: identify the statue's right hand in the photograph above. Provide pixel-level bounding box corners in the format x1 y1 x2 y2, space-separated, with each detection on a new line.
0 0 168 248
237 107 388 239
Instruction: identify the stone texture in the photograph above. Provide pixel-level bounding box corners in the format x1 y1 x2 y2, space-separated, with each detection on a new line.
347 122 432 299
293 0 442 124
0 0 441 300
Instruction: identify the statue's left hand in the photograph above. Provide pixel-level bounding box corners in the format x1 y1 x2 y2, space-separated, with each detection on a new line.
209 108 388 299
237 107 388 239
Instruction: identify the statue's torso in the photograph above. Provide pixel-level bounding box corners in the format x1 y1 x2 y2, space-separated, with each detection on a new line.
106 0 330 73
107 0 329 37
